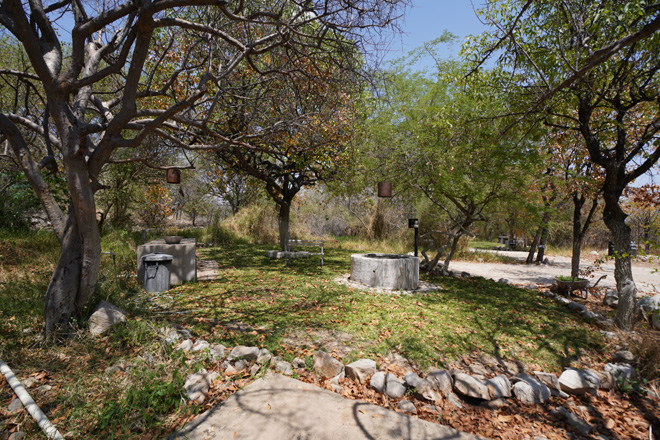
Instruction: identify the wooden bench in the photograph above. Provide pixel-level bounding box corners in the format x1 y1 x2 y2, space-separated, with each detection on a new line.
285 239 324 268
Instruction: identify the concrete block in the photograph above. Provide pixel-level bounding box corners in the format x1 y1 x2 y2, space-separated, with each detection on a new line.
137 238 196 285
350 253 419 290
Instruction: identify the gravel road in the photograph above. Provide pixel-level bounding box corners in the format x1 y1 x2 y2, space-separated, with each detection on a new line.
448 250 660 295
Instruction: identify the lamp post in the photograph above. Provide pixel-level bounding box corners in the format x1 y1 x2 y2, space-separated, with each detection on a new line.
407 207 419 257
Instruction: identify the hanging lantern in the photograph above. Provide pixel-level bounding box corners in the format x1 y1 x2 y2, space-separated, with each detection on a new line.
166 168 181 184
377 181 392 198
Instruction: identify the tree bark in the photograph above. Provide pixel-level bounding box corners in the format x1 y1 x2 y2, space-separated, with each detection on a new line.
536 227 548 263
278 202 291 251
602 195 637 329
570 194 586 278
570 194 598 278
443 233 462 270
526 226 542 264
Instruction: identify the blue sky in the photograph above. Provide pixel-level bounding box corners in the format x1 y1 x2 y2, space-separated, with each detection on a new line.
381 0 488 67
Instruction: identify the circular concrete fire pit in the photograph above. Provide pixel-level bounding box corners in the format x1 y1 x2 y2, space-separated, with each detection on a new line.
350 253 419 290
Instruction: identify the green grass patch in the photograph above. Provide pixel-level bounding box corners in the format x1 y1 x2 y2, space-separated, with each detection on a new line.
151 242 605 371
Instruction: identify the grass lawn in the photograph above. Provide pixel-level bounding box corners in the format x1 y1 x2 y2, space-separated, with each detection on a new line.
0 236 616 439
161 242 605 372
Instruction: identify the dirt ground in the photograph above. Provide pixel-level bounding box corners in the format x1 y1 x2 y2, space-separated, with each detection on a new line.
449 250 660 295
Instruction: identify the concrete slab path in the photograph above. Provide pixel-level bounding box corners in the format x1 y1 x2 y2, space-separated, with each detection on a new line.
167 373 487 440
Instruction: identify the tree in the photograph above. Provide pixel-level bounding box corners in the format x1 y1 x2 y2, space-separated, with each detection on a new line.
546 129 602 278
211 55 359 250
364 42 539 270
204 164 261 215
624 184 660 254
0 0 408 334
468 0 660 329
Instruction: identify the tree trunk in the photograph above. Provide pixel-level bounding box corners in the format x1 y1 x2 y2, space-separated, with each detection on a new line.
571 194 598 279
602 198 637 329
278 202 291 251
571 194 586 278
44 211 83 333
443 233 462 270
536 227 548 263
526 226 542 264
44 196 101 332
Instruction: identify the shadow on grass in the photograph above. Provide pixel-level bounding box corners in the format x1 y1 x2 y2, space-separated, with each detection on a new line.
163 244 604 371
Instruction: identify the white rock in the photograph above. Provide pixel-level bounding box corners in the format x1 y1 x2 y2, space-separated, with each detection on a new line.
275 361 293 376
603 290 618 307
559 369 600 395
228 345 259 361
482 398 509 409
612 350 634 363
183 370 218 403
452 372 490 400
249 364 260 376
7 398 23 413
403 372 422 388
446 392 464 408
636 294 660 321
330 370 345 386
513 381 537 405
427 369 453 396
589 370 615 390
209 344 225 360
604 363 635 382
397 400 417 414
88 301 126 335
292 358 306 369
533 371 561 392
370 371 386 393
313 351 344 378
224 359 247 375
384 373 406 399
21 377 37 388
600 330 618 340
176 339 193 352
513 373 551 404
556 407 593 436
256 348 272 364
191 339 210 353
485 375 511 399
567 301 586 312
345 359 377 384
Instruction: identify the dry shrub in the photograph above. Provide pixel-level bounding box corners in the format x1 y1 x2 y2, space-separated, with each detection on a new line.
223 203 278 244
368 201 387 240
632 327 660 383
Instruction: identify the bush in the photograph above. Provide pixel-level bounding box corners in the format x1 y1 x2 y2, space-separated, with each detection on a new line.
632 328 660 383
204 212 243 245
223 202 279 244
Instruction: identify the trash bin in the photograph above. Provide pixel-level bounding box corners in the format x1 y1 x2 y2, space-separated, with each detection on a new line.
142 253 173 293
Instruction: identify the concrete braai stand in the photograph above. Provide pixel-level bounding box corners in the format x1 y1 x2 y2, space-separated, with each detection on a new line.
137 238 196 285
350 253 419 290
